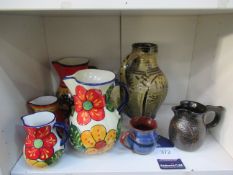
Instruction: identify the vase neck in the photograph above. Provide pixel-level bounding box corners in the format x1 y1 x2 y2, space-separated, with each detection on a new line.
132 43 158 54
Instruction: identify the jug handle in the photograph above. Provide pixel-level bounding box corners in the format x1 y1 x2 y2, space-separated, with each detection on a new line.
120 131 135 150
53 122 69 146
120 53 139 83
205 105 225 128
116 81 129 113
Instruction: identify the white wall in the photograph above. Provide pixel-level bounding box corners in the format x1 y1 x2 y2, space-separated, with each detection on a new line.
121 15 197 104
44 15 197 104
44 16 120 90
187 14 233 158
0 15 50 174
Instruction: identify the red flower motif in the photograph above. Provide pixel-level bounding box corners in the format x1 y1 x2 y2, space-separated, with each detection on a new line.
74 85 106 125
24 126 57 160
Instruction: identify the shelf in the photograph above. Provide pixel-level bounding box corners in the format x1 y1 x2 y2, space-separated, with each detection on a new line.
0 0 233 15
11 135 233 175
11 105 233 175
0 0 233 10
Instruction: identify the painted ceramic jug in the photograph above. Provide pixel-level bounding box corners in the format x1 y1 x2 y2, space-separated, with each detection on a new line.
21 112 68 168
63 69 128 154
169 100 224 151
27 96 64 123
120 116 159 155
120 43 168 118
52 57 89 119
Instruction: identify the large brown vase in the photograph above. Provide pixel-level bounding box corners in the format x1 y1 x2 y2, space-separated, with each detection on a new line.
120 43 168 118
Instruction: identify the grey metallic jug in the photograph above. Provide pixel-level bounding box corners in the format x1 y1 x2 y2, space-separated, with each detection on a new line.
169 100 224 151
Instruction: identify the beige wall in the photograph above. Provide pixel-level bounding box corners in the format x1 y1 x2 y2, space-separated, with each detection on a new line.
0 15 50 174
187 14 233 158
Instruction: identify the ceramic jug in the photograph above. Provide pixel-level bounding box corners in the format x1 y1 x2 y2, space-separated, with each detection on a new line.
120 43 168 118
27 96 64 123
120 116 159 155
21 112 68 168
169 100 224 151
63 69 128 154
52 57 89 119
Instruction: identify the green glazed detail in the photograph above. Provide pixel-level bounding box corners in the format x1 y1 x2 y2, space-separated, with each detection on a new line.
45 149 64 165
105 85 115 112
34 139 43 149
83 101 93 111
69 123 86 151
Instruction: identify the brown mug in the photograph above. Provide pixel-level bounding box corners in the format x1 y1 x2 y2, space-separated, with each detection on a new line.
27 96 64 123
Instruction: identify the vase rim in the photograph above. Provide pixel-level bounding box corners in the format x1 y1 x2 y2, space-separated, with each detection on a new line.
172 100 207 114
132 43 158 52
21 112 55 128
64 69 116 86
52 57 89 67
28 96 58 106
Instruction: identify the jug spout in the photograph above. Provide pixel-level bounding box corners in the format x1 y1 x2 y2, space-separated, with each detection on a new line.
172 106 180 116
63 76 77 95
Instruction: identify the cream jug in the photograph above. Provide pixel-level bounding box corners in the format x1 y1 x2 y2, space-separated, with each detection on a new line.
63 69 128 154
21 112 68 168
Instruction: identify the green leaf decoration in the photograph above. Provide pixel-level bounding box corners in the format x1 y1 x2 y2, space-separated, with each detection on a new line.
69 123 86 151
116 119 122 140
105 85 115 112
45 149 64 165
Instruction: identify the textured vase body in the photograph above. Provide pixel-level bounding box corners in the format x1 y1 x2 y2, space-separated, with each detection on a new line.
120 43 168 118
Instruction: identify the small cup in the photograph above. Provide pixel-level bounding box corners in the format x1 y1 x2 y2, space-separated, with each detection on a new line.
27 96 64 123
120 116 158 155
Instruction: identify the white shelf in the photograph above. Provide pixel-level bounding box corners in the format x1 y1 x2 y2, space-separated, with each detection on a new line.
11 105 233 175
11 135 233 175
0 0 233 10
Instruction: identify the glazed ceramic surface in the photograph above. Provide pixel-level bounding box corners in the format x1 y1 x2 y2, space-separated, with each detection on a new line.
63 69 128 154
52 57 89 119
169 100 224 151
21 112 68 168
120 43 168 118
28 96 64 123
120 116 158 155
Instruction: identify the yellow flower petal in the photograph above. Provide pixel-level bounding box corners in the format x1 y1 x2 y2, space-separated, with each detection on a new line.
81 131 96 148
91 125 106 142
85 148 98 155
105 129 116 145
26 159 48 168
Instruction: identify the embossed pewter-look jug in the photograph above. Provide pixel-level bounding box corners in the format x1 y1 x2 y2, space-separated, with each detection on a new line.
169 100 224 151
120 43 168 118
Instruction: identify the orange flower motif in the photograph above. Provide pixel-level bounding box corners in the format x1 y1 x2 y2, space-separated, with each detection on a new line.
24 126 57 160
81 125 116 154
74 86 106 125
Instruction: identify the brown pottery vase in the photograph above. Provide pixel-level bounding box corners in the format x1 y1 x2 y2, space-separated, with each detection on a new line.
120 43 168 118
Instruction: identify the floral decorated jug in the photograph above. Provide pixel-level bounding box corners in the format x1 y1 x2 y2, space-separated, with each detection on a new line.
52 57 89 119
63 69 128 154
21 112 68 168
